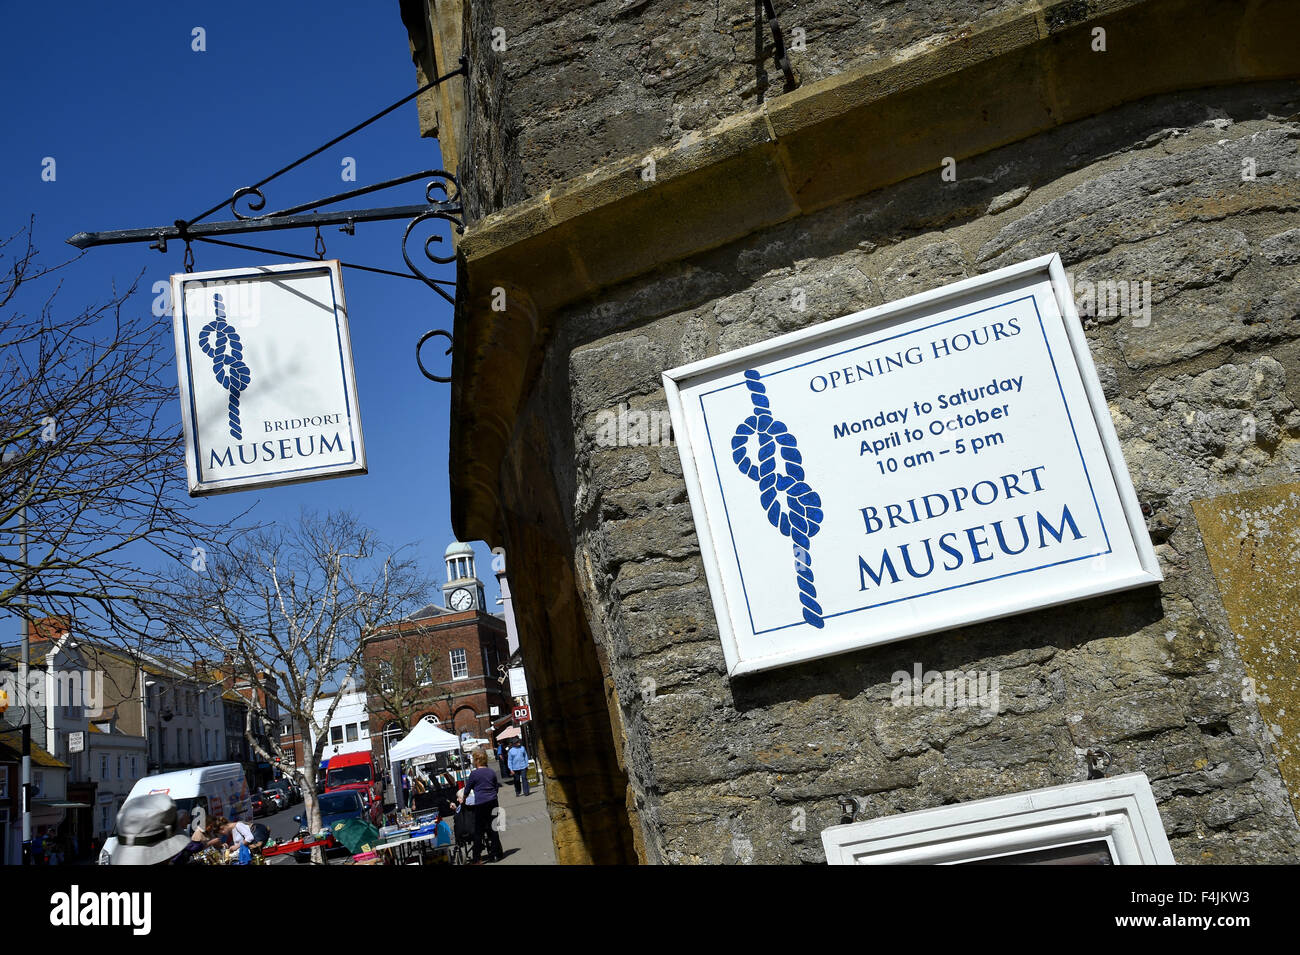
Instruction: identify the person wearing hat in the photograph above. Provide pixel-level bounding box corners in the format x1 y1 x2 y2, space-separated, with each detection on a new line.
109 794 195 866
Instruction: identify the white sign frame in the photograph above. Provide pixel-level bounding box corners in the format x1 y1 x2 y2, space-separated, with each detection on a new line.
820 773 1175 865
508 665 529 701
171 259 367 496
663 253 1161 677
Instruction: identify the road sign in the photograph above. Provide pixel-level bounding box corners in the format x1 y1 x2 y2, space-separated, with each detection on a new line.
512 705 531 724
68 732 85 754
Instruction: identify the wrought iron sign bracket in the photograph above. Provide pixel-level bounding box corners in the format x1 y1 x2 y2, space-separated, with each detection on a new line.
66 57 470 384
758 0 798 95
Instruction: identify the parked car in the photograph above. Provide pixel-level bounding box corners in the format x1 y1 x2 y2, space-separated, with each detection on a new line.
293 789 371 863
263 782 290 811
250 791 271 817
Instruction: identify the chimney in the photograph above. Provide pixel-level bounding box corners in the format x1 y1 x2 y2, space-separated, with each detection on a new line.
26 616 71 644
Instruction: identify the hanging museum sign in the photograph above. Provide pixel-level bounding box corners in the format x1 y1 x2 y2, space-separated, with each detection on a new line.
664 254 1161 677
171 260 366 495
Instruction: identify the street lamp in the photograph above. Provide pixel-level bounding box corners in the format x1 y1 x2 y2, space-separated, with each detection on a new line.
143 679 156 771
3 447 32 864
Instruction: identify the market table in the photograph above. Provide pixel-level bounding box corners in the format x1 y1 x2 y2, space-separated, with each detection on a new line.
375 823 454 865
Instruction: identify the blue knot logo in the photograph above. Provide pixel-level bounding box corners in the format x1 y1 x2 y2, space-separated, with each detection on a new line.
731 369 825 629
197 293 251 440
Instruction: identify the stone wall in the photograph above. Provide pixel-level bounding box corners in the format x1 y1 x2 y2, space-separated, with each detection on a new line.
510 80 1300 863
464 0 1034 203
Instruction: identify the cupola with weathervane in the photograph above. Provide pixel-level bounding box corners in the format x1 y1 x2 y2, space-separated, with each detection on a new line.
443 541 485 612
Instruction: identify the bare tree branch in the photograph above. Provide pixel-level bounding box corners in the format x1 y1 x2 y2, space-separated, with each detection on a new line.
159 510 430 861
0 220 252 644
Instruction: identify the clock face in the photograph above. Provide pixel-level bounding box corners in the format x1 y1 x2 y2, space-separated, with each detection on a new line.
449 588 473 611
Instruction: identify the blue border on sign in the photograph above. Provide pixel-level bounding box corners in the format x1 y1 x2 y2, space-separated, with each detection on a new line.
698 293 1114 636
181 266 359 486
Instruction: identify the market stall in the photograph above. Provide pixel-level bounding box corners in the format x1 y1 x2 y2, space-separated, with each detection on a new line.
387 719 461 808
374 720 462 862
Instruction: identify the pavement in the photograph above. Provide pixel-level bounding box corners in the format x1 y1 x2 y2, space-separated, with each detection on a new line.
493 782 556 866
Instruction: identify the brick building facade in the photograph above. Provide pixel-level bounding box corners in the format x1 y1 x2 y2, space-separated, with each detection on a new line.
363 543 510 765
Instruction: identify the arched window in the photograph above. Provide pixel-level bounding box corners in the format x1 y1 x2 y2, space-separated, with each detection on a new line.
453 706 479 740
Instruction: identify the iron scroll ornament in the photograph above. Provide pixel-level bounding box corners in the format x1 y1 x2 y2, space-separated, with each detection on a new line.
731 369 825 628
403 174 463 301
65 58 472 388
416 329 453 384
408 176 462 382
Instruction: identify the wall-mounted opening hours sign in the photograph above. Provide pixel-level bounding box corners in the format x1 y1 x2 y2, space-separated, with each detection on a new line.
664 254 1161 677
171 260 366 496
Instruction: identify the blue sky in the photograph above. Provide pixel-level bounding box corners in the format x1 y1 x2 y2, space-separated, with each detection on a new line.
0 2 499 630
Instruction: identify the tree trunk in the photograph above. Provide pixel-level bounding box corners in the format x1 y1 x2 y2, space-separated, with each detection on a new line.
300 759 326 864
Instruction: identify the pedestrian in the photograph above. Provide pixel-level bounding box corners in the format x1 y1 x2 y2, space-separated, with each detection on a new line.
247 821 270 862
402 770 410 805
508 739 531 796
413 771 434 812
225 813 254 853
496 741 509 780
457 749 504 863
172 811 211 864
109 794 194 866
47 830 65 865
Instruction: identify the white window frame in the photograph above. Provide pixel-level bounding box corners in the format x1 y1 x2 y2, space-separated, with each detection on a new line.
821 773 1174 865
379 660 394 694
450 648 468 681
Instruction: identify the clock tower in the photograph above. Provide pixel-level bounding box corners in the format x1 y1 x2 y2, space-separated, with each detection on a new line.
443 541 486 612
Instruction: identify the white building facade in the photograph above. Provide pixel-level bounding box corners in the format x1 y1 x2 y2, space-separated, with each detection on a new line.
310 688 372 769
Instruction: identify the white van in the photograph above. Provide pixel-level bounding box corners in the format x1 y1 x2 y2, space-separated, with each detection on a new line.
99 763 251 865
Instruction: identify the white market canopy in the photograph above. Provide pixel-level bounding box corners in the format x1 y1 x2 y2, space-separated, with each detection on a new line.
388 720 460 762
